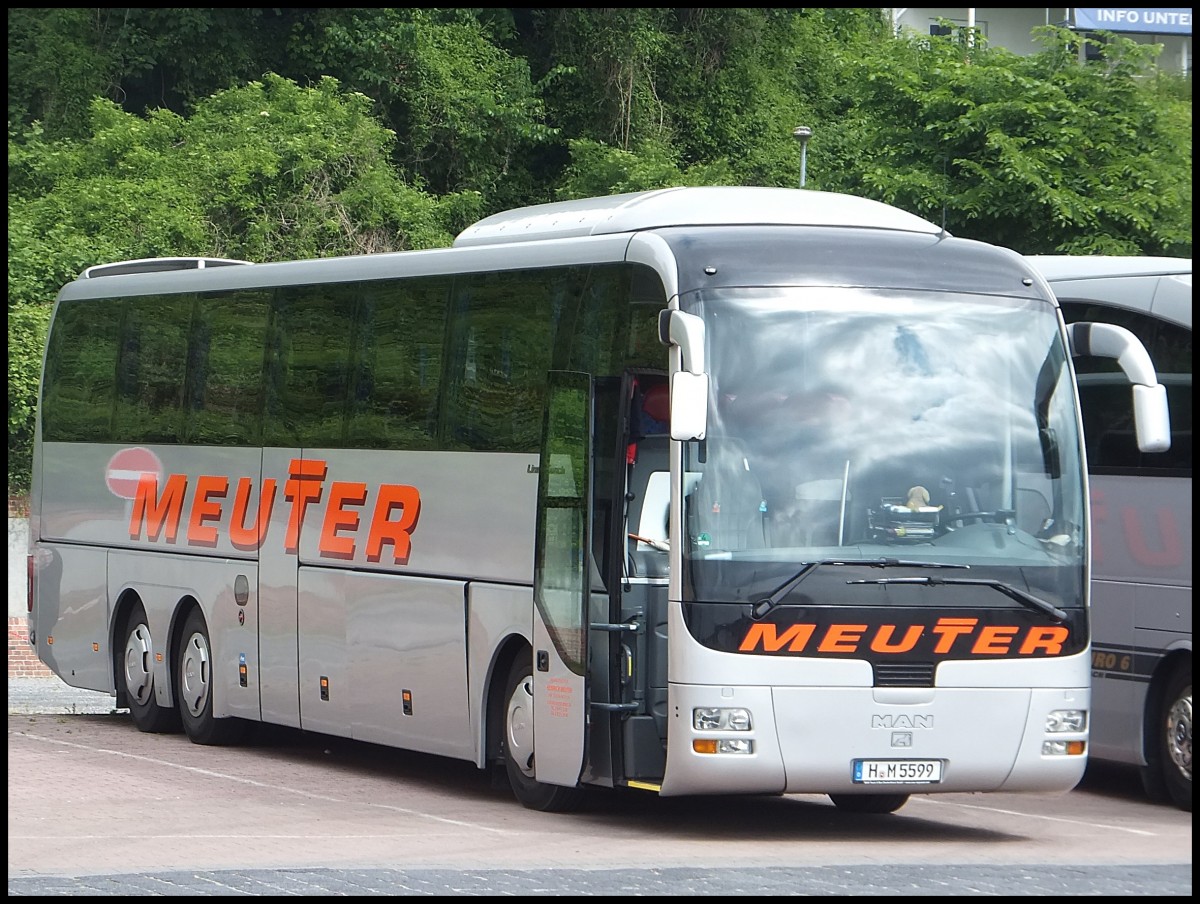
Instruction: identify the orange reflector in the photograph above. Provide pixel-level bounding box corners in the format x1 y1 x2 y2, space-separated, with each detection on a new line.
320 677 329 688
693 739 718 754
155 652 163 662
1067 740 1086 756
46 635 53 645
92 642 100 652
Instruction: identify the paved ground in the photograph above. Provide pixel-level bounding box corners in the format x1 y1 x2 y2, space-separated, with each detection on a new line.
7 676 122 716
7 676 1191 896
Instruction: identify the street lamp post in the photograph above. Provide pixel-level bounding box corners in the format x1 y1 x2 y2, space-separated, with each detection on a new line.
793 126 812 188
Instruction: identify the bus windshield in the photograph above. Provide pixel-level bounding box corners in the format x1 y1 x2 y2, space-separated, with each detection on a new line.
680 286 1086 609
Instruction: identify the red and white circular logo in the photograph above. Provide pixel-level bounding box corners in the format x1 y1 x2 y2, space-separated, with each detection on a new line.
105 447 164 500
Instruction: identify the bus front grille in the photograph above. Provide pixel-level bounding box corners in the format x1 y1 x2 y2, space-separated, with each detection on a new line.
873 662 935 687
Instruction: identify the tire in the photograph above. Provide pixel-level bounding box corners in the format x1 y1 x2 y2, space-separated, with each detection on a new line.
828 793 910 814
176 609 245 746
1144 665 1192 812
500 655 586 812
120 602 180 733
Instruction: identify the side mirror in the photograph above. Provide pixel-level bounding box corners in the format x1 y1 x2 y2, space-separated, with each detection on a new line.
659 310 707 375
670 372 709 441
1066 322 1171 453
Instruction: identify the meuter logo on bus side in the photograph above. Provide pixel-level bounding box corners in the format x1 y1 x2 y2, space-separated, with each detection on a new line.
123 456 421 563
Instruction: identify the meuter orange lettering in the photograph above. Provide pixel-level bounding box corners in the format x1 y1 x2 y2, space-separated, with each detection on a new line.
1018 626 1070 655
320 481 368 559
230 477 276 551
738 623 817 652
365 484 422 564
1123 505 1183 568
187 475 228 547
973 625 1018 654
284 458 328 554
130 473 188 542
870 624 924 653
818 624 868 653
931 617 978 653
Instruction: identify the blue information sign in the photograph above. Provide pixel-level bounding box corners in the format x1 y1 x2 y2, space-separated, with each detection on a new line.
1072 8 1192 36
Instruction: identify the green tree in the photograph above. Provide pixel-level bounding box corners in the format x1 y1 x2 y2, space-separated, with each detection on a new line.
7 74 481 493
815 24 1191 255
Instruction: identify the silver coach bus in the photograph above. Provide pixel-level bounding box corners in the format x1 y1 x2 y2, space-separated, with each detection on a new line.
27 187 1171 815
1029 255 1191 812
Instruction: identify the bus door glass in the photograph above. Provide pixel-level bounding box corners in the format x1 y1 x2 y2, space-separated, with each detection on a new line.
531 371 592 786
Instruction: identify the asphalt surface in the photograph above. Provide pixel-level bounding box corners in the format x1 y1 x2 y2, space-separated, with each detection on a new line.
7 676 1191 896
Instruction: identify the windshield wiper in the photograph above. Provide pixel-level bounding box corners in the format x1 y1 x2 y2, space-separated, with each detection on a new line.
844 575 1068 623
750 558 969 620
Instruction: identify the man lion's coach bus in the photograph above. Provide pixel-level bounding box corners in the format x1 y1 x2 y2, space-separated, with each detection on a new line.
28 187 1171 814
1028 255 1191 812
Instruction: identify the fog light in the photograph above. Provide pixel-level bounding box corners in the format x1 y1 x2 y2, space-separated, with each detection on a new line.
693 738 754 754
1042 739 1086 756
692 707 752 731
1045 709 1087 733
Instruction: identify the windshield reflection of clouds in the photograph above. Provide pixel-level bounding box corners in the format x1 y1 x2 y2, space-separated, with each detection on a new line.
683 288 1085 573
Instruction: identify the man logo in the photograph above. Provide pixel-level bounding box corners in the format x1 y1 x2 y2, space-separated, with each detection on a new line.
872 714 934 730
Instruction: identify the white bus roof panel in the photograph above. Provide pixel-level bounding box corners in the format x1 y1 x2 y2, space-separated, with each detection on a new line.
1027 255 1192 329
454 186 942 247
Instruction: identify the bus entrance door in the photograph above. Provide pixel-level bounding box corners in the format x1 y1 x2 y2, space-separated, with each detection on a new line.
530 372 592 787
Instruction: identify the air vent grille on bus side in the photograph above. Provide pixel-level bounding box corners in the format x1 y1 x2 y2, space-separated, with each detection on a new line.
81 257 253 278
873 662 936 687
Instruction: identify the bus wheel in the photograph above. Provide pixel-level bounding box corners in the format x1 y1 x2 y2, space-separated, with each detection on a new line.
177 609 244 746
1148 666 1192 812
121 602 180 733
828 793 910 814
500 656 585 812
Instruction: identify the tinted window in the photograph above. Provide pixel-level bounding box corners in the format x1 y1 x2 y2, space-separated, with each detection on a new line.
264 284 356 447
442 269 568 452
185 291 269 445
1061 301 1191 474
111 295 193 444
346 277 450 450
41 299 122 442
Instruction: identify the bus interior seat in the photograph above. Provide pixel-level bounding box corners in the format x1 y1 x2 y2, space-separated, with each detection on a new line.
626 435 671 578
788 478 849 547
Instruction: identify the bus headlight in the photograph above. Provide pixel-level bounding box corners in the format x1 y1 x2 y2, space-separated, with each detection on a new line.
1045 709 1087 733
693 707 752 731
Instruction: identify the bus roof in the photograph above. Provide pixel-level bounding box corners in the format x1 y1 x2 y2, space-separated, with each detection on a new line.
453 186 942 247
1026 255 1192 330
1025 255 1192 281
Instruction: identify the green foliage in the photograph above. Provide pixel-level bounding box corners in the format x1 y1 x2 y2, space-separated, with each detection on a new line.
7 75 481 493
816 25 1191 255
7 305 51 493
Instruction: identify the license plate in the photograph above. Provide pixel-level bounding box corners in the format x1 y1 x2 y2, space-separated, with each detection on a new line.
852 758 943 784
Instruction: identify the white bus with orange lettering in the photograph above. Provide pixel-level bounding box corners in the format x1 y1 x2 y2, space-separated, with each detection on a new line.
1029 255 1191 812
27 188 1171 814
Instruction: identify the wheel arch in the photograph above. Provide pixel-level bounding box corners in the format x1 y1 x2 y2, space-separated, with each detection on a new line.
485 634 531 765
1141 646 1193 764
110 587 145 709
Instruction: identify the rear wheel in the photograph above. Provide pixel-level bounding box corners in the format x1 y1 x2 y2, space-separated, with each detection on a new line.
828 793 910 814
176 609 245 746
1142 665 1192 812
121 602 180 733
501 655 585 812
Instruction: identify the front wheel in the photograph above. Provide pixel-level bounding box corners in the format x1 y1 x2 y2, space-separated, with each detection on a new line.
501 656 586 812
828 793 910 814
121 602 180 733
1143 666 1192 812
176 609 245 746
